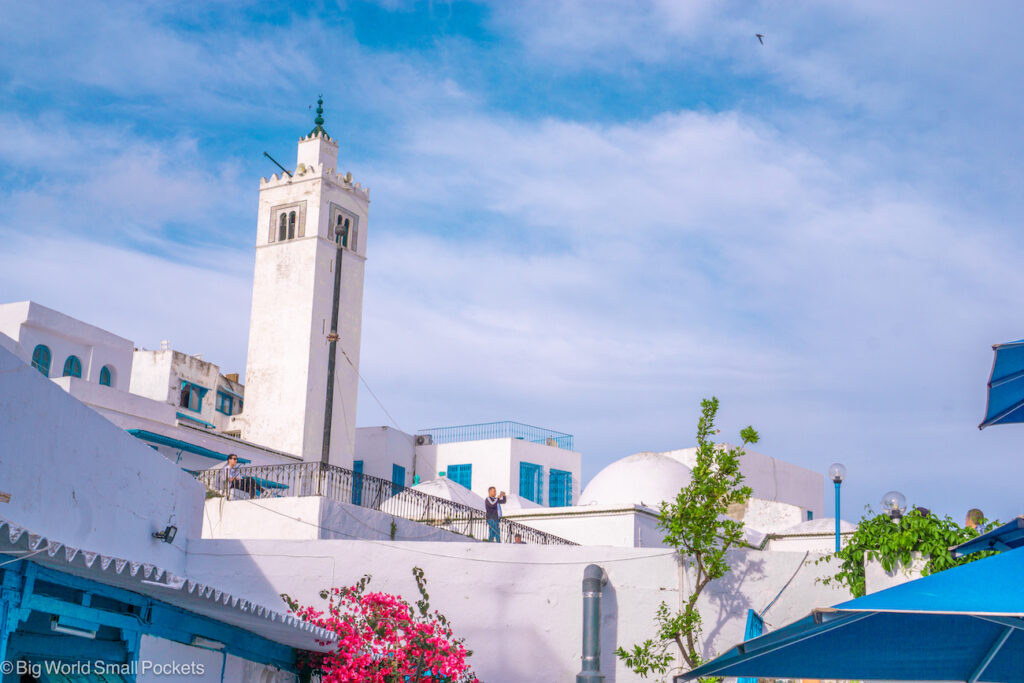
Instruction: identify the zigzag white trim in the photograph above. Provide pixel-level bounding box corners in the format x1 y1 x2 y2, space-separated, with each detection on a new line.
0 517 336 643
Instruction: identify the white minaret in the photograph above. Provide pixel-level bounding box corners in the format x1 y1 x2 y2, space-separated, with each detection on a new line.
236 98 369 467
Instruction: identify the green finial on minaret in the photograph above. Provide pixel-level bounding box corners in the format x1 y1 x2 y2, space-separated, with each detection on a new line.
310 94 329 138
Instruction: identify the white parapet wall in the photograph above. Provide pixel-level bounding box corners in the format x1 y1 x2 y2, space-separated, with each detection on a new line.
184 540 680 683
504 504 666 548
181 540 853 683
202 496 479 543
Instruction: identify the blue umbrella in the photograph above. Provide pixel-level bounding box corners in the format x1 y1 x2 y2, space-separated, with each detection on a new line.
675 546 1024 682
980 339 1024 428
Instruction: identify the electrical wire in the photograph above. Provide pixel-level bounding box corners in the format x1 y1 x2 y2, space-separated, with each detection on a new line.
340 347 403 433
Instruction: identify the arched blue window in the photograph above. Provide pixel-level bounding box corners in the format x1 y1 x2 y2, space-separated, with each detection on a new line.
62 355 82 378
31 345 51 376
99 365 113 387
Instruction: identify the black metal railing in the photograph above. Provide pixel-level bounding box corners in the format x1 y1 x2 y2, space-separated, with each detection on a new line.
195 461 577 546
417 421 574 450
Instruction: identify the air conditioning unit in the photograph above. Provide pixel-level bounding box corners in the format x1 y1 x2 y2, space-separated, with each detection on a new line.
415 434 433 446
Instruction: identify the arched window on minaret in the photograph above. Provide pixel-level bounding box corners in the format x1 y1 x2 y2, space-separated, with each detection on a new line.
288 211 297 240
278 213 287 242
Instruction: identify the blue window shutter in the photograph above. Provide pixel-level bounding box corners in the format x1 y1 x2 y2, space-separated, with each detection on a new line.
99 366 112 386
62 355 82 378
352 460 364 506
391 464 406 494
549 469 573 507
31 345 51 376
448 464 472 489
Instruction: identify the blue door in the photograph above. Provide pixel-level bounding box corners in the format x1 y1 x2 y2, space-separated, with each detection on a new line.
391 464 406 495
352 460 364 506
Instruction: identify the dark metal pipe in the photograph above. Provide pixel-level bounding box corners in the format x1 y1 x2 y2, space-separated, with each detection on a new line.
577 564 606 682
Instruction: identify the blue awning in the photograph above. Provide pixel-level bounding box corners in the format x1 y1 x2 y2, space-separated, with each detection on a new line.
952 516 1024 557
980 339 1024 428
677 546 1024 682
126 429 250 463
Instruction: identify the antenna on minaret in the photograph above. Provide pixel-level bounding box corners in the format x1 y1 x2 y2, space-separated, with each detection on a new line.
262 151 290 176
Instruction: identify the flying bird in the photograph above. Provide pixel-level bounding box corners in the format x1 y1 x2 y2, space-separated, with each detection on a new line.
756 33 765 45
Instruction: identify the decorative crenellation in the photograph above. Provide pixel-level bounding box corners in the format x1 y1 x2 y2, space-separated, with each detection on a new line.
260 162 370 200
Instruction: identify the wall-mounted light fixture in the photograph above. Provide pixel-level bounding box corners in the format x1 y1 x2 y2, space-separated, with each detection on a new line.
152 525 178 544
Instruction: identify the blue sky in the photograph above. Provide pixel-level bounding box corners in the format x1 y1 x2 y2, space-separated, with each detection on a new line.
3 0 1024 523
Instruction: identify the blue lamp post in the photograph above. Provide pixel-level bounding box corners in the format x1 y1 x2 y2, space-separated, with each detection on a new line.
828 463 847 553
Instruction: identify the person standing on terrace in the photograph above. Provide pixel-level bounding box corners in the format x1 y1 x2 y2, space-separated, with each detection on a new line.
485 486 506 542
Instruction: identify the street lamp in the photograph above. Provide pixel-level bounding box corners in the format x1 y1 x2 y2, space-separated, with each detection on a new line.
828 463 846 553
881 491 907 520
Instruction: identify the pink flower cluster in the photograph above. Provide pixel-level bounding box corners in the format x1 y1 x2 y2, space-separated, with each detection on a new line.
291 583 479 683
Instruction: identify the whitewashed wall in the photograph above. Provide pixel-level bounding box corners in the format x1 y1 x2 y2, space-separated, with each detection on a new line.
666 446 824 519
354 426 416 485
0 344 203 573
202 496 476 543
505 505 666 548
184 539 680 683
417 438 581 504
0 300 134 388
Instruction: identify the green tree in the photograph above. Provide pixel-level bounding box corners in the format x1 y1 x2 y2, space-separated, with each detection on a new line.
616 397 759 681
820 508 996 598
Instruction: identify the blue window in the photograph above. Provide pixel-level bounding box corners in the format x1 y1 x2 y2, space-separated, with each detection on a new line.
216 391 234 415
352 460 364 506
392 464 406 494
62 355 82 378
447 464 472 490
807 510 814 521
519 462 543 504
179 380 207 413
99 365 113 387
31 345 51 376
549 469 573 507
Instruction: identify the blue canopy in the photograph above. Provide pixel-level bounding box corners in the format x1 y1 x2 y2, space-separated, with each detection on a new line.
677 546 1024 682
952 516 1024 558
980 339 1024 428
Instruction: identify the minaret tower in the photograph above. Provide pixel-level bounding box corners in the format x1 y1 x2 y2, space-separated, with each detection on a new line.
236 98 369 467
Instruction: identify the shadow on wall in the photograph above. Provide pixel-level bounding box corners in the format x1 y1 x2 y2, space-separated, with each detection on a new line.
702 553 767 660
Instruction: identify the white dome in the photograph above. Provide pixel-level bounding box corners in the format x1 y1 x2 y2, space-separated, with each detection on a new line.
579 452 693 509
380 477 485 516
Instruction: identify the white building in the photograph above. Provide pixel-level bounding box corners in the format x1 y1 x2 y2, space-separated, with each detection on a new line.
0 105 858 682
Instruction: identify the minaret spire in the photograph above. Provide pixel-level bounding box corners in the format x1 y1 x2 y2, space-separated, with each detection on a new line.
309 95 329 138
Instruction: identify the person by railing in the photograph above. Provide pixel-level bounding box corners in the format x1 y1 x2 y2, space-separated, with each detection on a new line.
193 461 576 545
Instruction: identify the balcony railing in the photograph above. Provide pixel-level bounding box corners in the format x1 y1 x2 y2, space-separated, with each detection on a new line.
417 421 574 451
194 461 577 546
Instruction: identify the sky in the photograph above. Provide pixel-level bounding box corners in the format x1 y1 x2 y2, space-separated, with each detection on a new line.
2 0 1023 523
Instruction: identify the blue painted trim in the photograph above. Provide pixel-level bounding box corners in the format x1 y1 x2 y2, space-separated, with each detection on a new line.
126 429 250 463
215 391 234 415
217 386 243 399
2 561 301 671
176 411 216 428
179 380 208 413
